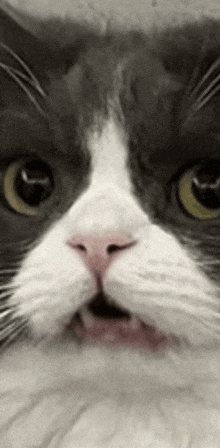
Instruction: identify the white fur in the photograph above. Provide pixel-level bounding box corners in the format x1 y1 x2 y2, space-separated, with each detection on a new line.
1 118 220 446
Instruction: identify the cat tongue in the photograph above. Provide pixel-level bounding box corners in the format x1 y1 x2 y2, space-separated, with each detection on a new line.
75 308 168 351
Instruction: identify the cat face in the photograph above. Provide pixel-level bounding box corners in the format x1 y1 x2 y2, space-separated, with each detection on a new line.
0 6 220 354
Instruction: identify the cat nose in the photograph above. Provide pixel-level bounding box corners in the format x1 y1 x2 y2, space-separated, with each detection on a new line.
68 235 134 276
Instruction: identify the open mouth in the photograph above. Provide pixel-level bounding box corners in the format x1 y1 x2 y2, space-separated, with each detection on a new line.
68 293 172 351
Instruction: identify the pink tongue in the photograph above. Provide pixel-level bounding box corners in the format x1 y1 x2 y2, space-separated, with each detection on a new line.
75 318 168 351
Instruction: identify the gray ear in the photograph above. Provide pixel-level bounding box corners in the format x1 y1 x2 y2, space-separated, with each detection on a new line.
0 1 64 80
0 1 97 76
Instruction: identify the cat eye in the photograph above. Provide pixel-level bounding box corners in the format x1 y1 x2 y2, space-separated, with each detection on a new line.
177 161 220 220
3 158 54 215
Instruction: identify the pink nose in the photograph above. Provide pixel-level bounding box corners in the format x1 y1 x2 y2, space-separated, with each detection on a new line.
69 235 133 276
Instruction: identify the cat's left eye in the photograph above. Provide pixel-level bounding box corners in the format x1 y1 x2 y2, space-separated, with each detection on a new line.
177 161 220 220
3 158 54 215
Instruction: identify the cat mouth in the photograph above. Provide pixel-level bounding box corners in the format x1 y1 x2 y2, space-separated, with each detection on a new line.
68 293 172 351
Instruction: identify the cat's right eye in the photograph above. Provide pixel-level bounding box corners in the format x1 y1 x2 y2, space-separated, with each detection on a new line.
3 158 54 215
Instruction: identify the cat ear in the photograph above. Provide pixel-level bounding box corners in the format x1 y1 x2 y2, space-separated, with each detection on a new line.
0 2 93 73
0 1 60 77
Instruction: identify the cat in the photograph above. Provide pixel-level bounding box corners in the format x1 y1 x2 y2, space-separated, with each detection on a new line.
1 1 220 447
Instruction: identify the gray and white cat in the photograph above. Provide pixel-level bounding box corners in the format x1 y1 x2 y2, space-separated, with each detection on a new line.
1 2 220 447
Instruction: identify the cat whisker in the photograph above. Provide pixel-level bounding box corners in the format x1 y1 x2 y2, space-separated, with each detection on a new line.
0 309 13 320
0 289 16 300
0 237 35 247
0 41 46 98
0 263 22 270
183 26 212 100
0 305 14 312
0 254 29 266
190 55 220 102
192 71 220 106
7 66 44 95
0 281 17 288
0 269 19 274
198 259 220 266
0 62 46 116
181 235 220 245
9 240 39 255
190 74 220 113
0 318 27 349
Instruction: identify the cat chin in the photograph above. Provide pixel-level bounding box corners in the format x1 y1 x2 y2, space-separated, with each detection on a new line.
0 339 219 393
1 340 220 447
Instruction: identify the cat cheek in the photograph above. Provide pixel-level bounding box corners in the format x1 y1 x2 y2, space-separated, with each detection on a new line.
105 226 220 346
8 224 96 339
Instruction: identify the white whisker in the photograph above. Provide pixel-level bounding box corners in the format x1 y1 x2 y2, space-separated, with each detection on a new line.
191 73 220 113
190 56 220 102
0 283 14 290
184 28 212 100
0 306 13 312
198 259 220 266
0 269 18 274
2 238 34 248
0 309 13 319
0 318 26 345
0 41 46 97
0 63 46 116
8 67 44 94
0 263 21 270
0 289 15 299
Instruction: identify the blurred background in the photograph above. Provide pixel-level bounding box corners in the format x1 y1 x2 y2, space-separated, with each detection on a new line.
4 0 220 31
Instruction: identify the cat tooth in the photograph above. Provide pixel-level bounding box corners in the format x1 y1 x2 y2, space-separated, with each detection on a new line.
130 316 141 330
80 308 96 328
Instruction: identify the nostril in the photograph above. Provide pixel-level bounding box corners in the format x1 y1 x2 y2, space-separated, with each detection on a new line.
75 244 87 252
107 244 121 254
107 241 134 254
73 243 130 255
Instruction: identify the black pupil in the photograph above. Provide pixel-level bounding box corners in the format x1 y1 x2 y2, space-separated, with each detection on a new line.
192 163 220 209
15 160 53 206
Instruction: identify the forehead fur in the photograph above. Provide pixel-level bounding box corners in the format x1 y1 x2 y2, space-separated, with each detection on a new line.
1 6 220 167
